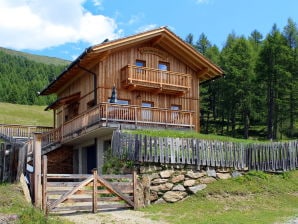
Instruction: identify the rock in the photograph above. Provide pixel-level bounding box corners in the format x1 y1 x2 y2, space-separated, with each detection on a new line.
172 184 186 191
185 171 205 179
206 168 217 177
163 191 187 203
149 173 160 180
188 184 207 194
151 178 168 185
154 197 166 204
171 174 185 183
150 191 159 201
217 173 231 180
231 171 242 178
200 177 216 184
183 179 196 187
160 170 174 178
140 165 162 174
150 183 173 192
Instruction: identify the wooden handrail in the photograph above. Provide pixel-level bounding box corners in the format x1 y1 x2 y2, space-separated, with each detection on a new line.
0 103 195 149
121 64 192 94
0 124 53 139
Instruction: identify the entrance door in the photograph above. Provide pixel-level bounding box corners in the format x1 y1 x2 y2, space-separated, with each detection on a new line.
86 145 97 174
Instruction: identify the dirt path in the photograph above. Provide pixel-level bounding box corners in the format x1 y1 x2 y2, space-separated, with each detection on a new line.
60 209 168 224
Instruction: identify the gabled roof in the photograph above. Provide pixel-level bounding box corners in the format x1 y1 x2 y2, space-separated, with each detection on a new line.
40 27 224 95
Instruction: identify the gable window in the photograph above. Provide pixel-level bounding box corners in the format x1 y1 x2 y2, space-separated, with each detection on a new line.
136 60 146 67
142 101 153 121
135 60 146 76
158 61 169 71
158 61 170 82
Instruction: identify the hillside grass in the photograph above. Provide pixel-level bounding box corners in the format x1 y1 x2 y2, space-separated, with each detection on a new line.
0 183 72 224
125 129 266 143
143 170 298 224
0 102 52 126
0 47 70 66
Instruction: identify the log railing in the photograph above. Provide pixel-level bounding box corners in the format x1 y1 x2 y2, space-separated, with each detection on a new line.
121 64 192 94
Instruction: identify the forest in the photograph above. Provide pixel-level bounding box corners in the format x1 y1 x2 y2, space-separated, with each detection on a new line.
0 50 67 105
0 18 297 140
187 18 298 140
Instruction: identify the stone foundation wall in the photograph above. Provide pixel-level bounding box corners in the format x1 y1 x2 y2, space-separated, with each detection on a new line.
136 164 244 205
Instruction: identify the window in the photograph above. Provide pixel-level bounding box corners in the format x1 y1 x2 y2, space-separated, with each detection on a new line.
142 101 153 121
136 60 146 67
65 102 79 121
158 61 169 71
171 104 181 122
158 61 169 82
108 98 129 105
135 60 146 75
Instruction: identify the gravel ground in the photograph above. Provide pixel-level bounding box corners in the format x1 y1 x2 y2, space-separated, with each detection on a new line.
61 210 298 224
61 209 168 224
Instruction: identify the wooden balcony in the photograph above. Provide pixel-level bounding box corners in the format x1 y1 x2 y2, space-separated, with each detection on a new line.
42 103 195 148
121 65 191 95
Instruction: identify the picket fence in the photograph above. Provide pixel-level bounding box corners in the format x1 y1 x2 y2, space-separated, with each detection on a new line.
111 131 298 172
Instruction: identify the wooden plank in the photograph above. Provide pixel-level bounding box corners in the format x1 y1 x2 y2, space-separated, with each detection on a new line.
33 133 42 209
92 169 97 213
133 169 137 210
48 175 94 211
102 174 132 179
95 175 134 208
42 156 48 213
47 174 91 179
47 182 81 187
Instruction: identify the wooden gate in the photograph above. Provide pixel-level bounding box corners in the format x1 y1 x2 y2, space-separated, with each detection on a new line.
42 156 137 214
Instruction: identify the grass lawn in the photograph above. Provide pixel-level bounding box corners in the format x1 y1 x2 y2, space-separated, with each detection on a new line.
0 102 52 126
142 170 298 224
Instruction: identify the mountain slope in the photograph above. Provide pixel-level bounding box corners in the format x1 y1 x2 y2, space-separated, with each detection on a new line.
0 47 69 105
0 47 70 66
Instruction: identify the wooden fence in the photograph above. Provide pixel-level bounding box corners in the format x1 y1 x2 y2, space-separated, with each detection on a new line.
111 131 298 172
0 142 29 183
42 156 137 214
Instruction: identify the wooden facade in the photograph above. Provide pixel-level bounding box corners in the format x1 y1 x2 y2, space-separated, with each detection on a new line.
40 27 224 174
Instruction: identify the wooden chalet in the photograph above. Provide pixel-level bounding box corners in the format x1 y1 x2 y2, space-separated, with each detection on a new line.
39 27 224 174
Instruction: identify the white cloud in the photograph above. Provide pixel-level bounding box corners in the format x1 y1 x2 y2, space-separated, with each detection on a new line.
135 24 158 33
0 0 120 50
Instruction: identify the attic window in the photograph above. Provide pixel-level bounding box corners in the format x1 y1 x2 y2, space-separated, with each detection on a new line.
158 61 169 71
136 60 146 67
87 99 95 109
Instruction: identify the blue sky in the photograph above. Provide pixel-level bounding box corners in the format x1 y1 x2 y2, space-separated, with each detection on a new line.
0 0 297 61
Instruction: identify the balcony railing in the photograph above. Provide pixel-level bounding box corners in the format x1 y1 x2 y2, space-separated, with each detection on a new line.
121 65 191 95
41 103 195 148
0 124 53 142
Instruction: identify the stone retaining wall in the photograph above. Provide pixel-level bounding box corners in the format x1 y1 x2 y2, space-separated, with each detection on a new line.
136 164 244 206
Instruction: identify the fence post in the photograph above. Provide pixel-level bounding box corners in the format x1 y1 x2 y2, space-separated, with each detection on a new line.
16 143 28 182
33 132 42 209
0 143 4 182
133 168 138 210
42 155 48 214
92 169 98 213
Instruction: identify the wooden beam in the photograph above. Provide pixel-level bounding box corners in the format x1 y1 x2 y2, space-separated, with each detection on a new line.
151 35 164 46
98 50 111 61
197 67 209 77
42 155 48 214
33 132 42 209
